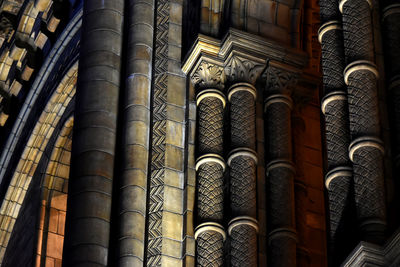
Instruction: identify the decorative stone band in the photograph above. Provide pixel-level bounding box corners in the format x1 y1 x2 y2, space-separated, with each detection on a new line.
266 159 295 176
339 0 373 13
228 216 259 234
382 4 400 20
195 222 227 241
388 75 400 91
227 82 257 102
264 93 293 111
348 136 385 162
227 148 258 166
359 219 387 232
196 88 227 108
344 60 379 85
321 91 347 115
318 20 342 44
268 227 298 244
196 153 226 172
325 166 353 190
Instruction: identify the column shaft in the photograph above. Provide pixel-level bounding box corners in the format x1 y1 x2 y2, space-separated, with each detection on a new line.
63 0 124 266
228 84 258 267
265 94 296 267
382 5 400 170
118 0 154 266
195 90 226 266
319 0 353 259
341 0 386 242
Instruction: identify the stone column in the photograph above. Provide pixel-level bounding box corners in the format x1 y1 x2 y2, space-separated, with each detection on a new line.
340 0 386 243
318 0 353 259
225 56 263 267
63 0 124 266
118 0 154 266
263 63 297 267
191 62 226 266
382 4 400 172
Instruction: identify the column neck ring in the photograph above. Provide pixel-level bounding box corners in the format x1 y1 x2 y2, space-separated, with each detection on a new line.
264 94 293 110
318 20 342 44
227 148 258 166
195 222 226 241
321 91 347 115
349 136 384 162
227 82 257 102
344 60 379 85
339 0 372 13
228 216 259 235
325 166 353 190
196 89 226 108
196 153 226 171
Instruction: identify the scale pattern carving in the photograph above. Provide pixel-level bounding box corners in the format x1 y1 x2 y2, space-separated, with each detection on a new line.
230 156 256 218
353 147 386 220
325 100 351 169
198 97 224 155
196 231 224 267
342 0 374 62
230 91 255 150
197 162 224 222
147 0 169 265
347 71 380 138
230 225 257 267
266 102 291 160
319 0 341 22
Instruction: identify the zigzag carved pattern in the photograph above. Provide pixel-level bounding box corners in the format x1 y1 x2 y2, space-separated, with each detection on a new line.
198 97 224 155
325 100 351 169
230 225 257 267
196 231 224 266
230 91 255 150
147 0 170 265
230 156 257 218
342 0 374 62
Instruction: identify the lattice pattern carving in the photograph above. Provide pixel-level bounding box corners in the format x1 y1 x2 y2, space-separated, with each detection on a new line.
319 0 341 22
342 0 374 62
266 102 291 160
267 166 295 229
196 231 224 267
353 147 386 221
325 100 351 169
230 225 257 267
230 156 257 218
230 91 256 150
147 0 169 265
197 162 224 222
347 71 380 138
198 97 224 155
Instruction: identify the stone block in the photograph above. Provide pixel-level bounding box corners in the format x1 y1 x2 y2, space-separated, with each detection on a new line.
84 8 123 33
130 2 154 27
79 64 120 86
70 191 111 222
119 237 144 260
70 175 112 197
121 169 147 188
162 238 183 258
162 211 183 240
166 120 184 148
170 2 183 25
119 256 143 267
83 29 122 58
168 23 182 46
127 59 151 77
186 185 195 211
126 120 149 148
164 169 184 189
128 43 152 62
46 232 63 259
69 217 110 247
120 185 146 214
166 104 185 123
165 144 184 171
185 211 194 236
124 144 149 171
85 0 123 14
119 211 145 241
164 186 183 214
161 255 182 267
126 75 150 107
125 105 150 124
49 208 59 233
73 125 116 156
129 23 153 47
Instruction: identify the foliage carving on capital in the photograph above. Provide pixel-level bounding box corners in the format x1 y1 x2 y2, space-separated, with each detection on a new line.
263 65 299 94
191 61 226 90
224 55 265 85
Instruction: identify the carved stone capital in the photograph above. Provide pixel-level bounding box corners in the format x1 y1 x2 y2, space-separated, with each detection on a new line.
224 55 265 85
263 62 300 95
191 61 226 90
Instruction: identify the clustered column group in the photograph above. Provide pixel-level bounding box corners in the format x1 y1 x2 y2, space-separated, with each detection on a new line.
318 0 388 258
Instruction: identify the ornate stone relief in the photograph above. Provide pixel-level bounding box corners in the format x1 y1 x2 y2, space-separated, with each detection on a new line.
224 55 265 84
191 61 226 90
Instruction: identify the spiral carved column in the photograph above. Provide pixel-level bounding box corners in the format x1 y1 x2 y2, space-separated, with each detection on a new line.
192 62 227 266
263 65 297 267
382 4 400 171
227 82 259 267
340 0 387 243
318 0 353 258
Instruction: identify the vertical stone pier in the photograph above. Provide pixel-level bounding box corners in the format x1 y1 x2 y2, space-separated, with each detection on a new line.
226 76 259 267
63 0 124 265
318 0 353 260
264 63 298 267
340 0 387 243
118 0 154 265
191 62 227 266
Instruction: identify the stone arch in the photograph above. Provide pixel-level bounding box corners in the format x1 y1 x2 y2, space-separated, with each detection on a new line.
0 61 77 264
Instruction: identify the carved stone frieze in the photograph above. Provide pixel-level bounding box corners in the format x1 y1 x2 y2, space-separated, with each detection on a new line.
263 63 300 95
